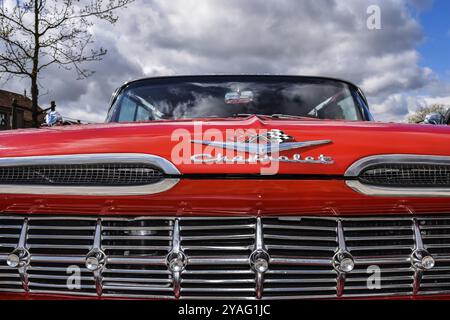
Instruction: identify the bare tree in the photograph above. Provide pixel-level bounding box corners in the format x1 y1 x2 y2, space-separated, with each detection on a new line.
0 0 134 127
407 104 449 124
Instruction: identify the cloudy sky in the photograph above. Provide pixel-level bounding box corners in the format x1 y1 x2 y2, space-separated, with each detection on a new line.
2 0 450 123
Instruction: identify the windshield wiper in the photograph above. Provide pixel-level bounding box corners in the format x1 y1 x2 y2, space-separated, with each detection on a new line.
232 113 318 120
270 114 319 120
232 113 271 118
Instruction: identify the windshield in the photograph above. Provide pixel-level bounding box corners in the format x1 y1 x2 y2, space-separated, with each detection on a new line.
107 76 367 122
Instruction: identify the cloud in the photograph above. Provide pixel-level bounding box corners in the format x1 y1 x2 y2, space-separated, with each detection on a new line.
372 93 450 123
408 0 434 11
371 93 426 122
2 0 449 123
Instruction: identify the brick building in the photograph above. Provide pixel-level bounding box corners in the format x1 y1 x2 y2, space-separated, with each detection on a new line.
0 89 44 130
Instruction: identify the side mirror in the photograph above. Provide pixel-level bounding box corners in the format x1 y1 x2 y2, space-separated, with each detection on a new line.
424 112 445 125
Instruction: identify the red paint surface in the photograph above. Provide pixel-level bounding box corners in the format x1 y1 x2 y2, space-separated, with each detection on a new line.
1 180 450 216
1 116 450 176
0 116 450 216
1 116 450 299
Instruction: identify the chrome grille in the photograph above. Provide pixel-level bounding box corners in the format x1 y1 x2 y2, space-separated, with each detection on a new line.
101 218 173 297
342 218 416 297
0 164 165 186
2 215 450 299
416 217 450 294
263 218 338 298
359 164 450 187
26 217 97 294
0 216 23 292
180 218 256 298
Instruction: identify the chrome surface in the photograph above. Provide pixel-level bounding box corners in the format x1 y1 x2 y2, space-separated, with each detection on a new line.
0 154 180 196
85 220 106 296
2 215 450 299
346 180 450 197
167 219 185 299
345 155 450 177
7 219 30 292
412 219 424 295
250 217 269 299
191 129 334 164
345 155 450 197
191 139 332 155
333 220 354 297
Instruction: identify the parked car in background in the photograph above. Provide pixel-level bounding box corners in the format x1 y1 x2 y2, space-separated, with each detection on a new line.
1 75 450 300
423 108 450 125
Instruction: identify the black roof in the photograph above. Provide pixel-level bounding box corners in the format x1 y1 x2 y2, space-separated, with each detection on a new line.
118 74 361 90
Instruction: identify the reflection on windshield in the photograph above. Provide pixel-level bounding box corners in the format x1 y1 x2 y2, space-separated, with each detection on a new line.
108 78 364 122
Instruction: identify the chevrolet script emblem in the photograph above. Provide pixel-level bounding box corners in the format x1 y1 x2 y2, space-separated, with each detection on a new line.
191 129 332 155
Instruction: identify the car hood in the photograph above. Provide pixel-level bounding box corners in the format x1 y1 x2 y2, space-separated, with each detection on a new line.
1 116 450 175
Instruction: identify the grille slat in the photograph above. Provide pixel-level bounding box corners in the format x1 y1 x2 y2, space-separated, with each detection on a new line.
182 279 255 284
182 245 252 251
103 285 173 292
2 215 450 299
265 278 336 284
264 286 337 293
266 245 336 251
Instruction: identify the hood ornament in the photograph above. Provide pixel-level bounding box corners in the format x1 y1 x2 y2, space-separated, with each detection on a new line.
191 129 334 164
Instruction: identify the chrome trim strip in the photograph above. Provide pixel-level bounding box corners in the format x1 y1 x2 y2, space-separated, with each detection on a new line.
412 219 424 295
345 154 450 177
106 256 166 265
333 220 352 297
17 219 28 250
86 219 105 296
168 219 184 299
8 219 30 292
346 180 450 197
0 180 180 196
18 219 30 292
191 139 332 155
0 153 181 196
255 217 264 252
336 220 347 252
269 257 332 266
251 217 269 299
411 219 435 295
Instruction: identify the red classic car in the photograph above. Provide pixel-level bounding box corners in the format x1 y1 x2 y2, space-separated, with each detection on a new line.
1 75 450 300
